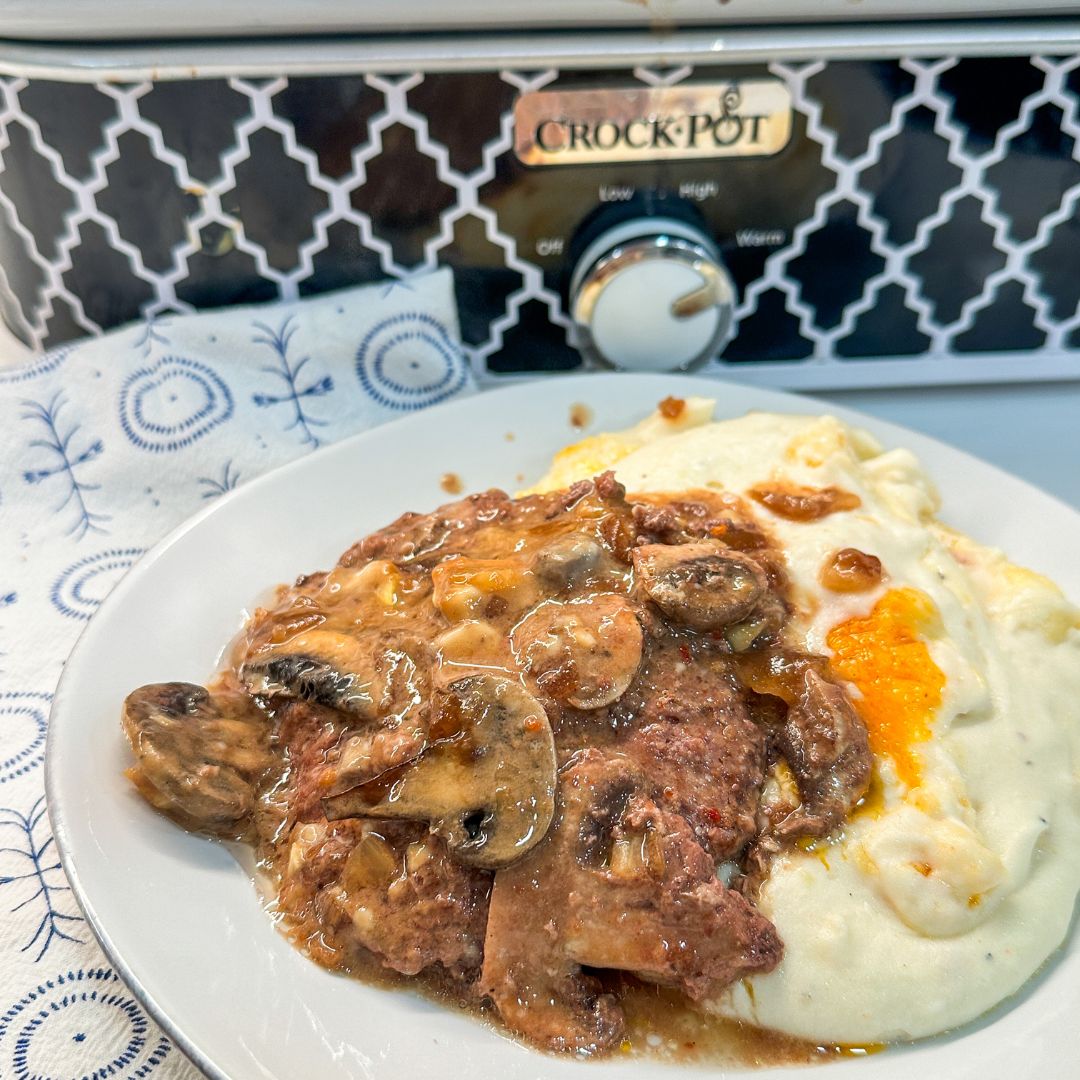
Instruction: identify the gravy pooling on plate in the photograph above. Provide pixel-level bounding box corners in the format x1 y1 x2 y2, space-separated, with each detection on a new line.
121 463 877 1058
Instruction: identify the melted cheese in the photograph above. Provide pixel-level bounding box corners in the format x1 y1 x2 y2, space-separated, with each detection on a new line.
531 404 1080 1044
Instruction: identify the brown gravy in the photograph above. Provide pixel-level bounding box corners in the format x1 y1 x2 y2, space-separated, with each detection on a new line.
440 471 464 495
618 980 883 1067
820 547 883 593
749 484 862 522
279 920 884 1069
658 395 686 420
569 402 593 429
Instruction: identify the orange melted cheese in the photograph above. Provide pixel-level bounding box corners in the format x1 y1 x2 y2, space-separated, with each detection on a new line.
826 588 945 790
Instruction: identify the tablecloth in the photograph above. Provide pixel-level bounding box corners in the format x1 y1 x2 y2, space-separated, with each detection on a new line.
0 267 475 1079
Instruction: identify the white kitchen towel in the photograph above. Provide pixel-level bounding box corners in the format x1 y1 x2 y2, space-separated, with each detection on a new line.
0 267 474 1079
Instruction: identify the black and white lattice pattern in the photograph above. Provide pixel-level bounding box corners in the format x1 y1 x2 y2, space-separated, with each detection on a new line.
2 57 1080 386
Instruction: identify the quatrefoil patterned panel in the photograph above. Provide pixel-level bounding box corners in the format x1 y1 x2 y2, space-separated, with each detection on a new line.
3 55 1080 387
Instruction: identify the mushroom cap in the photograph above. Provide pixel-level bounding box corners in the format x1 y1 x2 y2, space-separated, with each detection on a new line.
510 595 643 710
632 541 768 631
240 629 382 716
323 673 556 870
532 534 611 590
122 681 270 834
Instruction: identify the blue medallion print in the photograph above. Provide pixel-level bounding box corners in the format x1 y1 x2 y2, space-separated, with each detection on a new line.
119 355 234 452
50 548 145 621
0 345 73 385
355 312 469 410
0 969 170 1079
0 796 84 959
0 692 49 784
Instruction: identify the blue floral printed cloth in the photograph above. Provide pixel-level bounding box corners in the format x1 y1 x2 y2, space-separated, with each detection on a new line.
0 268 474 1078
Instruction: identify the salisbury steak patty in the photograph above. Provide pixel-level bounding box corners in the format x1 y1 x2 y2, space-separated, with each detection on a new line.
122 472 872 1056
619 651 767 861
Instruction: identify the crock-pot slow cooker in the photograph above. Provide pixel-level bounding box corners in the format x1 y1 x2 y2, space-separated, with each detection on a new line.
2 4 1079 388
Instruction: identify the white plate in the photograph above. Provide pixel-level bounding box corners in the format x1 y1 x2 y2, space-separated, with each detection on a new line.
48 373 1080 1080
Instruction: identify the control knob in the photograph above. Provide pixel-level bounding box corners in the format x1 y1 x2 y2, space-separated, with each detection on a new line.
569 217 735 371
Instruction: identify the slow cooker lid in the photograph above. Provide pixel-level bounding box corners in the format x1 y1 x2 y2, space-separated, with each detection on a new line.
5 0 1080 43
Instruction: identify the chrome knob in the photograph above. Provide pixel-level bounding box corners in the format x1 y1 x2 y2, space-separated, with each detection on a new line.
569 217 735 372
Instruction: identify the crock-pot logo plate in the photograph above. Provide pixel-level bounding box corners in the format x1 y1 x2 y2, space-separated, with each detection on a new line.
514 80 792 165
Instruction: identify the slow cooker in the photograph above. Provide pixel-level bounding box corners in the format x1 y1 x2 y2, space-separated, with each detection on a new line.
2 4 1080 393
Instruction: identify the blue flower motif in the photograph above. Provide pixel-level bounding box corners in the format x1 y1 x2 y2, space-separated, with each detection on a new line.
119 355 234 453
251 315 333 448
131 314 172 359
355 312 469 410
0 968 170 1078
50 548 145 621
21 393 109 541
0 795 83 959
197 459 242 500
0 692 49 784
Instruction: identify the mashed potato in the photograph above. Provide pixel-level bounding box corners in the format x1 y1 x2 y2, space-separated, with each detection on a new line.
531 401 1080 1044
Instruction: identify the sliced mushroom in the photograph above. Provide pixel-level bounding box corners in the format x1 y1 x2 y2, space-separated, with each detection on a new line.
242 630 432 792
532 535 610 590
775 668 872 840
722 592 786 653
323 673 556 870
510 595 643 710
122 682 273 837
240 629 382 717
632 541 770 631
